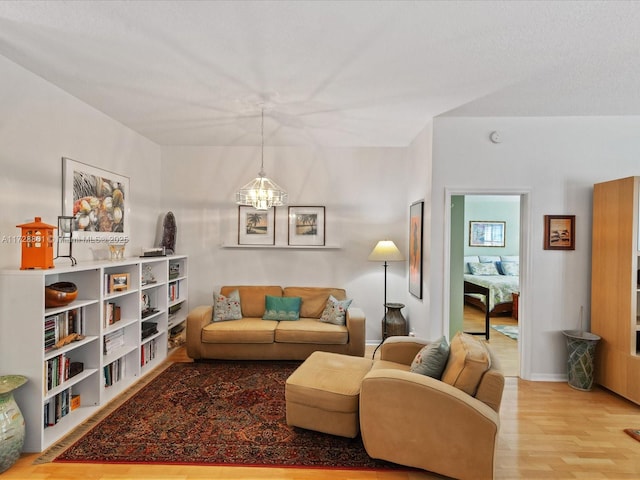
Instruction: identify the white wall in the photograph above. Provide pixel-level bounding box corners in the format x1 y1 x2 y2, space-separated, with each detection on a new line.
404 121 433 337
0 56 162 268
161 145 409 343
432 116 640 380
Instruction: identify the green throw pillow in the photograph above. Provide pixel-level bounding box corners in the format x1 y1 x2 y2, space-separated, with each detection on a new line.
212 289 242 322
410 336 450 379
319 295 352 326
262 295 301 321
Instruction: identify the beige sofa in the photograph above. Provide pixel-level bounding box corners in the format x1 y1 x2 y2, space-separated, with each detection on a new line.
359 333 504 480
186 285 365 360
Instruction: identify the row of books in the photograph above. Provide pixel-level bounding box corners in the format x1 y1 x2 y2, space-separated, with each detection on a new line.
168 282 180 301
104 358 123 388
44 388 80 428
103 302 122 328
44 308 84 352
103 329 125 355
141 339 157 367
45 354 70 393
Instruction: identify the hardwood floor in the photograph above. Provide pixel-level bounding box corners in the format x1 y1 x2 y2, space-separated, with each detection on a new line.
5 345 640 479
463 304 519 377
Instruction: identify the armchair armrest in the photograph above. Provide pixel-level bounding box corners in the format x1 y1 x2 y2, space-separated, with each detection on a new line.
185 305 212 359
345 307 365 356
360 369 499 480
379 336 431 365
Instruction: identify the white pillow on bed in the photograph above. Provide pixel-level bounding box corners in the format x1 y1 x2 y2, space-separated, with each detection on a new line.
463 256 480 274
500 255 519 263
468 262 500 276
501 262 519 276
479 255 500 263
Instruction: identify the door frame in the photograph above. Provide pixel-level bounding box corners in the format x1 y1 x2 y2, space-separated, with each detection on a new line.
443 187 532 379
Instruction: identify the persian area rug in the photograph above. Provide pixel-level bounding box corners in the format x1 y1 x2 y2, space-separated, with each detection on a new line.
48 361 401 470
492 324 519 341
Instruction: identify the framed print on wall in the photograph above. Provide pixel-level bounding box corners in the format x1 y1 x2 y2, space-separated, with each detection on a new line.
544 215 575 250
288 206 325 246
62 157 129 242
469 221 506 247
409 200 423 299
238 206 275 245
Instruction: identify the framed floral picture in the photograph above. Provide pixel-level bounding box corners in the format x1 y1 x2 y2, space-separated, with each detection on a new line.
62 157 129 242
238 206 275 245
288 206 325 246
469 221 506 247
409 200 423 299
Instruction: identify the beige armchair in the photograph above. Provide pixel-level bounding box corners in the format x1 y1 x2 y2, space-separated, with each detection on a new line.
359 334 504 480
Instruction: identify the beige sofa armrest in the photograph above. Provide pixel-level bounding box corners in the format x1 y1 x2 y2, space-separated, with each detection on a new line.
185 305 213 359
345 307 366 356
360 368 499 480
379 336 431 365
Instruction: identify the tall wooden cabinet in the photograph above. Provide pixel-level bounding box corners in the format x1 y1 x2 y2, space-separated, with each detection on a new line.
591 176 640 404
0 255 188 452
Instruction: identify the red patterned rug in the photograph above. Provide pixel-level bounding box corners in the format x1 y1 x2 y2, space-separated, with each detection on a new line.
52 361 402 470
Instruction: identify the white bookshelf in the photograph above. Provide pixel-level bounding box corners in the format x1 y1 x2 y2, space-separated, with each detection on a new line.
0 254 188 452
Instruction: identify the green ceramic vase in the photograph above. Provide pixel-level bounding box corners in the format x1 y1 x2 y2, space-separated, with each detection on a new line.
0 375 27 473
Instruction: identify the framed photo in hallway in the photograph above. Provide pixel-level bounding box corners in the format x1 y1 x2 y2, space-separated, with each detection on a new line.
543 214 575 250
409 200 423 299
238 206 275 245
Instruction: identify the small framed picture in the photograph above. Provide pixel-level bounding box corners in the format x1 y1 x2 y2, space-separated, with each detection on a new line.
544 215 575 250
238 206 275 245
288 206 325 246
469 221 506 247
110 273 130 292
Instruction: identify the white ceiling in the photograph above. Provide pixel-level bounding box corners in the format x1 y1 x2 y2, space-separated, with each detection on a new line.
1 0 640 147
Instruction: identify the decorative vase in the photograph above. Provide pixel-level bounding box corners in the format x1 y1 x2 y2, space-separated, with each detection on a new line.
0 375 27 473
383 303 407 338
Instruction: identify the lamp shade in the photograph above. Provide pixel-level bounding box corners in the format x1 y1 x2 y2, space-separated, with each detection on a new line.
368 240 404 262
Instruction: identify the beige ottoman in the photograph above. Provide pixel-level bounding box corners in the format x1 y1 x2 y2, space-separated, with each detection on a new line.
285 351 373 438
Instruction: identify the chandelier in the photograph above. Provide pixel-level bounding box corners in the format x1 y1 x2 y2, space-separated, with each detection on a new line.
235 108 288 210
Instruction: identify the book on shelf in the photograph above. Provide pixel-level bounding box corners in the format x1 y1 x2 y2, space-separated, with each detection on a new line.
103 302 122 327
44 308 84 352
44 387 72 428
168 282 180 302
103 329 125 355
141 338 157 366
104 358 123 387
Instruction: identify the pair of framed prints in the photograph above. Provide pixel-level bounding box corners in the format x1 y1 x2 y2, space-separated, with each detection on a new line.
238 206 325 246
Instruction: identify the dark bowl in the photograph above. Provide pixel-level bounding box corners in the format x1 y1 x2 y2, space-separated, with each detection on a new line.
45 282 78 308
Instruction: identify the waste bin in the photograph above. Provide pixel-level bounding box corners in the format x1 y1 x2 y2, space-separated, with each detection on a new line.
562 330 601 391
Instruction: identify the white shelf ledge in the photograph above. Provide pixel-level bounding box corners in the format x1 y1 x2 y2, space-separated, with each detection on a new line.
221 243 340 250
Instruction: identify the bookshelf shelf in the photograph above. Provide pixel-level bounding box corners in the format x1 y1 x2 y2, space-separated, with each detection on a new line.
0 254 188 453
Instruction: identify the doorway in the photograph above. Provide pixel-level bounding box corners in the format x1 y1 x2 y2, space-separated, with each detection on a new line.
445 190 530 378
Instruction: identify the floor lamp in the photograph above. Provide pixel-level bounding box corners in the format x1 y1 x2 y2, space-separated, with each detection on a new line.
368 240 405 357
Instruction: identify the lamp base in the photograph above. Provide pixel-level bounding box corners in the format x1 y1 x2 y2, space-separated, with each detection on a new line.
382 303 407 338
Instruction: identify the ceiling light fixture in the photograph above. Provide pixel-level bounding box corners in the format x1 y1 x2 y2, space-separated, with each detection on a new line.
235 108 288 210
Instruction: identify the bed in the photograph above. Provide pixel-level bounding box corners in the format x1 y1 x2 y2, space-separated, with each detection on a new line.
463 255 519 339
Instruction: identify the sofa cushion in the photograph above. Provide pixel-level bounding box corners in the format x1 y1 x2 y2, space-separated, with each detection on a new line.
275 318 348 344
319 295 352 326
283 287 347 318
410 336 450 379
220 286 283 318
441 332 491 396
201 318 278 344
212 289 242 322
263 295 301 321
